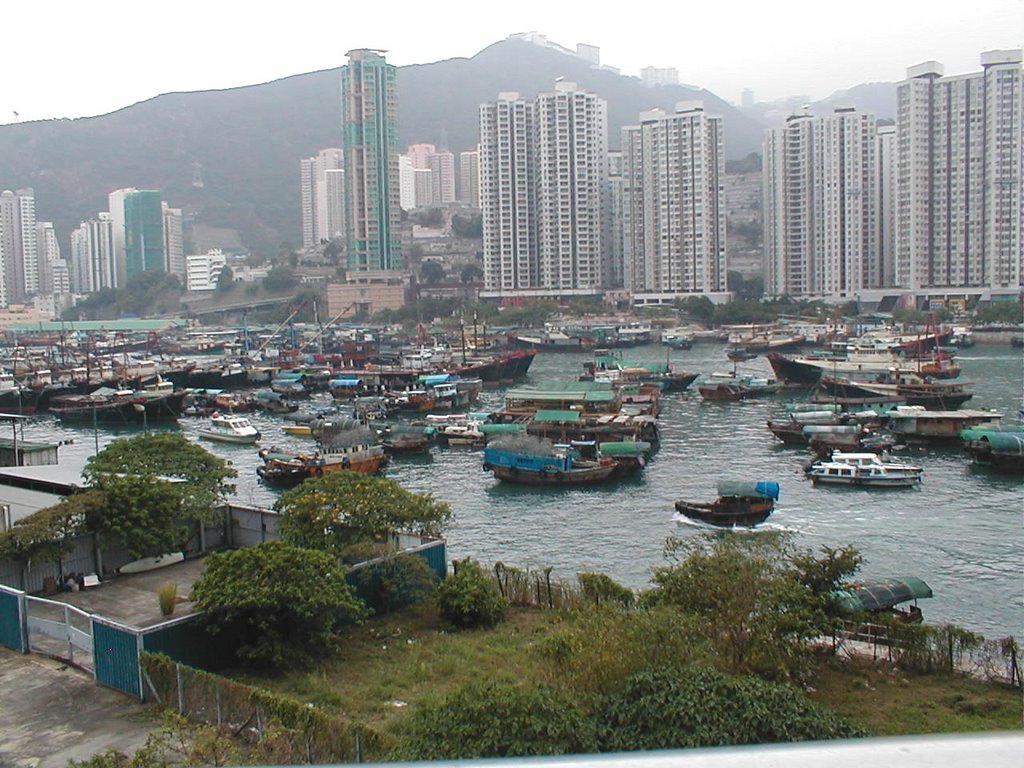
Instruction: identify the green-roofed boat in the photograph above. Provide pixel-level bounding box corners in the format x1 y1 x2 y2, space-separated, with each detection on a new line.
831 577 933 624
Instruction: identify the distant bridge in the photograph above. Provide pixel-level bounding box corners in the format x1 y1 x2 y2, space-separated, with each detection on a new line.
179 295 296 318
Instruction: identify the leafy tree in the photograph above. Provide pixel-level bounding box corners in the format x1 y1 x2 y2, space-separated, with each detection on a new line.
419 261 446 284
84 433 236 525
975 301 1023 326
460 263 484 283
216 265 234 292
677 295 715 324
437 558 506 629
641 534 827 680
451 214 483 238
414 208 443 227
596 667 866 751
0 502 82 582
275 472 451 559
392 681 597 759
263 266 297 292
80 477 189 560
191 541 366 668
348 554 438 615
790 544 863 600
323 237 345 260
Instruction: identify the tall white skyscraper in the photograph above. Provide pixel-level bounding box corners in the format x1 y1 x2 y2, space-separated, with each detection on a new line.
300 148 345 248
876 125 897 288
605 151 625 288
480 92 537 291
896 50 1023 291
35 221 68 295
0 188 38 306
458 149 480 208
162 203 184 281
430 151 456 205
622 103 727 295
398 154 416 210
535 82 608 291
764 109 879 298
479 82 607 295
70 213 116 294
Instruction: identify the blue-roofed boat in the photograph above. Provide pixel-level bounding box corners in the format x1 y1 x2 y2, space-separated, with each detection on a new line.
482 438 617 485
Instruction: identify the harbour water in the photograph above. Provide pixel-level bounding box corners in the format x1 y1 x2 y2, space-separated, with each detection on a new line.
15 344 1023 640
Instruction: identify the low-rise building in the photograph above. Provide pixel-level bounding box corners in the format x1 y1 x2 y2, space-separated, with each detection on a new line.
326 271 409 317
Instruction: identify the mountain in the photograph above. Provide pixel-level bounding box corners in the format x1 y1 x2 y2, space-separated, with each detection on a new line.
811 82 897 121
0 37 767 256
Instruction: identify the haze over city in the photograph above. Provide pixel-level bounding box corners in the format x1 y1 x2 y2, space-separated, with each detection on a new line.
3 0 1021 124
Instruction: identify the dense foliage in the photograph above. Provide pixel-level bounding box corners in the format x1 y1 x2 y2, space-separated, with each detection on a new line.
191 541 366 668
437 559 507 629
81 477 189 560
597 667 866 750
348 554 438 615
84 433 236 525
63 271 182 320
0 501 82 568
642 534 859 680
275 472 450 559
392 681 597 759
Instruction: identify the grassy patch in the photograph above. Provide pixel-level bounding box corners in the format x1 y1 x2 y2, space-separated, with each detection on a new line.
238 606 1021 740
808 655 1023 735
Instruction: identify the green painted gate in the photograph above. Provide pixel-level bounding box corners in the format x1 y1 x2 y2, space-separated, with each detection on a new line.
93 619 141 698
0 587 25 652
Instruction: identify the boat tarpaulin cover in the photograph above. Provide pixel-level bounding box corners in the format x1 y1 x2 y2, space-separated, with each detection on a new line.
716 480 780 500
832 577 933 614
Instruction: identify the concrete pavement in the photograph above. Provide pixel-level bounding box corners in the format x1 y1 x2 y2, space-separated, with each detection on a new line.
0 649 155 768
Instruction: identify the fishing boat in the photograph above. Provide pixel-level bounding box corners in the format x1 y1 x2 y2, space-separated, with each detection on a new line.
49 383 186 424
698 372 782 402
885 406 1002 443
831 577 932 624
482 437 618 486
257 444 386 488
197 413 261 444
807 451 923 488
819 371 973 410
961 428 1024 475
674 480 780 527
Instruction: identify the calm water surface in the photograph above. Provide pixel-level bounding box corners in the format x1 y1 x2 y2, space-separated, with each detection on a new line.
25 344 1023 639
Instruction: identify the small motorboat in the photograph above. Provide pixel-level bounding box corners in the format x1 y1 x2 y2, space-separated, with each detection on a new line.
197 413 261 444
807 451 922 488
675 480 779 527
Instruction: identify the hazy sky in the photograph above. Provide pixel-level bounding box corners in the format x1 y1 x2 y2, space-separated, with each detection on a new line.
3 0 1021 124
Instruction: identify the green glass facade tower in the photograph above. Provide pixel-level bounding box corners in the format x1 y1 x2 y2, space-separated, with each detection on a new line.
342 49 402 272
123 190 165 279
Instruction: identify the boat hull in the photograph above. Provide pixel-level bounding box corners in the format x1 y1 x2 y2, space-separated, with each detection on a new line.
674 497 774 527
198 430 260 444
488 463 616 485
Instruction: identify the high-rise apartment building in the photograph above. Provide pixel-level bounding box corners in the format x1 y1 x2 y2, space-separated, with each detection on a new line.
35 221 69 295
622 102 727 296
458 150 480 208
70 214 116 294
480 92 537 292
108 188 165 287
605 151 625 288
876 125 897 288
342 49 402 271
398 155 416 210
414 168 434 208
162 203 184 281
406 143 436 170
763 109 879 298
479 83 607 296
430 150 456 205
300 148 345 248
640 66 680 86
896 50 1023 291
0 188 38 306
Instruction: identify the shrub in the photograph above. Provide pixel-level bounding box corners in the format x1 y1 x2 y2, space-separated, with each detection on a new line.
578 571 634 607
437 559 507 629
391 681 597 759
596 666 866 751
348 554 438 615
